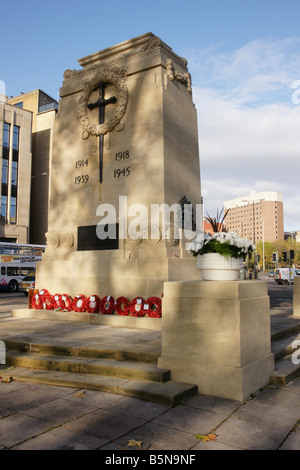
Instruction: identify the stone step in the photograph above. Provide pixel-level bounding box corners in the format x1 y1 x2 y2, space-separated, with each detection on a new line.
271 331 300 360
5 351 170 383
270 353 300 386
270 324 300 385
4 339 159 364
2 336 198 405
0 366 197 406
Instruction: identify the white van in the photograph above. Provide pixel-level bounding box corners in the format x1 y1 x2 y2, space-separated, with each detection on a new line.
275 268 300 285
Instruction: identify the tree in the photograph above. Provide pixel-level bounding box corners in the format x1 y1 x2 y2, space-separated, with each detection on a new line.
273 238 300 267
255 240 276 270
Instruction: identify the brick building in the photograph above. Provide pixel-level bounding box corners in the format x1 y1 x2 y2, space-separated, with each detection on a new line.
224 191 284 243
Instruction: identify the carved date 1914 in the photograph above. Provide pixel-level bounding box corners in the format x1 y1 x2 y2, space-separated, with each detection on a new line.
75 159 89 184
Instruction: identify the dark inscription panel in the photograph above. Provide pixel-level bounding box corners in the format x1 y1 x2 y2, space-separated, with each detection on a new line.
77 224 119 251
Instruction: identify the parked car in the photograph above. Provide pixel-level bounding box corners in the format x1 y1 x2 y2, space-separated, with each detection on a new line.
268 270 275 277
19 272 35 295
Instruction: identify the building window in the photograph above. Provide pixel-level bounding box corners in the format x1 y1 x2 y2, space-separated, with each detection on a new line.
10 196 17 224
0 196 7 221
1 159 8 185
1 123 10 221
1 123 19 224
3 123 10 148
10 125 19 224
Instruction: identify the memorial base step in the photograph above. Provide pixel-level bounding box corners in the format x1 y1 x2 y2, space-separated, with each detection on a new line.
1 341 197 406
271 329 300 386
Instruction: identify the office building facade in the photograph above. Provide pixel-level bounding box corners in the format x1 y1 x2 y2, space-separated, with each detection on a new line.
224 191 284 243
0 93 32 243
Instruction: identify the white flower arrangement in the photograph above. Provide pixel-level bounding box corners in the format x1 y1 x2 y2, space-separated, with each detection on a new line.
187 231 255 260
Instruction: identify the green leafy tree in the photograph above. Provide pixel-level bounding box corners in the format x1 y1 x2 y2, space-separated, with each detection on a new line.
273 238 300 267
255 240 276 270
254 237 300 269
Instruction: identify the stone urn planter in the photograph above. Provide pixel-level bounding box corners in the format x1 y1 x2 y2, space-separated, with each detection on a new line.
196 253 244 281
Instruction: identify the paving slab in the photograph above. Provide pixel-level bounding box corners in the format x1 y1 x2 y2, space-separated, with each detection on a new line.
63 408 147 441
254 384 300 410
152 404 227 435
11 426 108 450
184 393 242 415
0 413 53 448
213 415 289 450
104 421 199 451
233 399 298 429
21 395 102 425
0 381 75 411
280 426 300 450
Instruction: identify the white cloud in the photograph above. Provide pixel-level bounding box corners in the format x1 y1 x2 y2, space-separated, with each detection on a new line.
190 37 300 232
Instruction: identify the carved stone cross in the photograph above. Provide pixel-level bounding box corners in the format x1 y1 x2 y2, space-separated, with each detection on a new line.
87 81 117 183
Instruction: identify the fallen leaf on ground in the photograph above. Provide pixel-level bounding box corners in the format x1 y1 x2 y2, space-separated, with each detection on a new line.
1 376 13 383
127 439 143 448
195 433 217 442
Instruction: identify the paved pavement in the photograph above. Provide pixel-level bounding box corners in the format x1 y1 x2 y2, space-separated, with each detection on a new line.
0 293 300 452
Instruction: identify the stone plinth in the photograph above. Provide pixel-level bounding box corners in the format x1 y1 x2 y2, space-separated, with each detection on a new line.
36 32 202 300
158 280 274 401
294 277 300 317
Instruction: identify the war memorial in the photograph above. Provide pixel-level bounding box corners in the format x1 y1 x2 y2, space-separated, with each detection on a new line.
12 33 274 402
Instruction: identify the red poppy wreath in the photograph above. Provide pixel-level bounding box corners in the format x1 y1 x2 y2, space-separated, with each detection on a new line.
72 294 87 312
100 295 115 315
86 295 101 313
60 294 73 311
115 296 130 316
145 297 162 318
130 297 146 317
53 293 64 310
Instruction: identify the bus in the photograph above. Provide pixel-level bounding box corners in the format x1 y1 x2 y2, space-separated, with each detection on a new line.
0 242 45 292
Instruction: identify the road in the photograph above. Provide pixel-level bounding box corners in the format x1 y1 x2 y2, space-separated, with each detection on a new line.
259 274 293 308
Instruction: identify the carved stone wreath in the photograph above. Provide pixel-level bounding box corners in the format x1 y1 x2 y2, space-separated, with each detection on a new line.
77 66 128 140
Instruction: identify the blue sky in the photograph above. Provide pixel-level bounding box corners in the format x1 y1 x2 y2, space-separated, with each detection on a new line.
2 0 300 233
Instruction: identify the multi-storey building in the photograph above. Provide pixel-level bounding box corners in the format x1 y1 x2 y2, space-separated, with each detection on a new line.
8 90 57 244
0 92 32 243
224 191 284 243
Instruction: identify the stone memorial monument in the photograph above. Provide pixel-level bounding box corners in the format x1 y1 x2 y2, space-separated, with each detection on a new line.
17 33 274 402
36 33 202 299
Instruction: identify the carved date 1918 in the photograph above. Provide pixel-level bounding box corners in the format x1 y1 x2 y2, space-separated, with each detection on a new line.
114 150 130 178
115 151 129 161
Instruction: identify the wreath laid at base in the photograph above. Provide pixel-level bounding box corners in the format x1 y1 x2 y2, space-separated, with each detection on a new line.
115 296 130 316
72 295 87 312
100 295 115 315
86 295 101 313
31 290 162 318
130 297 146 317
144 297 162 318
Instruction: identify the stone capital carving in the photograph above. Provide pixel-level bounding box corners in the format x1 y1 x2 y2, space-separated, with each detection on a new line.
166 59 192 93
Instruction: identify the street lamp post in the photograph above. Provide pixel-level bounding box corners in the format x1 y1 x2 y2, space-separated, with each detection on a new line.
261 217 265 272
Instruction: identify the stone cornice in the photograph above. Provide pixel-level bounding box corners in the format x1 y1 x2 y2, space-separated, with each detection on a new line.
77 33 188 71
